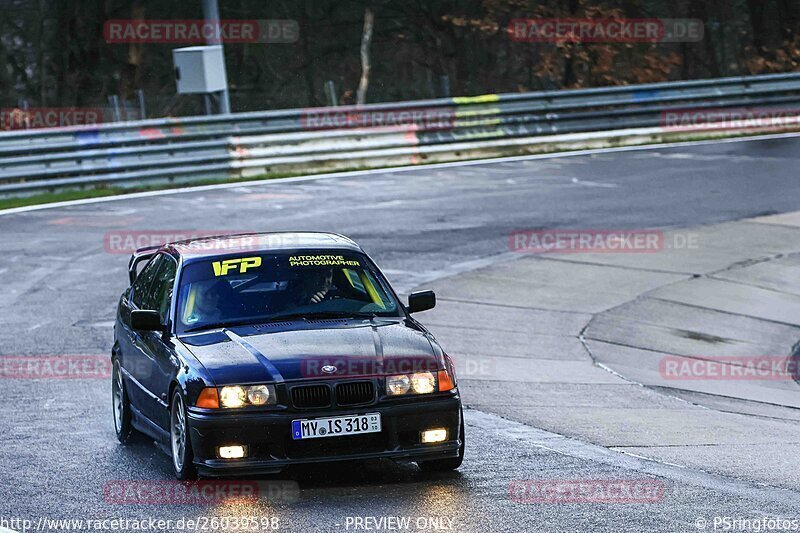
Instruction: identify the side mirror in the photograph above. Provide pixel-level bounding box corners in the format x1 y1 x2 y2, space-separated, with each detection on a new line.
408 290 436 314
131 310 164 332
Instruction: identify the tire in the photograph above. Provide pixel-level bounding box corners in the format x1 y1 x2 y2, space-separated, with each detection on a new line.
170 391 197 480
418 410 465 472
112 359 134 444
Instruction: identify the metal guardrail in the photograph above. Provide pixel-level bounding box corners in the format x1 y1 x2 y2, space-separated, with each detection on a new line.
2 72 800 195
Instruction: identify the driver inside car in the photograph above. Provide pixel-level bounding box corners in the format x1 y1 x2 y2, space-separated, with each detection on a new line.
291 268 335 306
185 279 233 324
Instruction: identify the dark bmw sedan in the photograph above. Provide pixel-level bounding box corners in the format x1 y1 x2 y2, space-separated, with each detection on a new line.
112 232 463 479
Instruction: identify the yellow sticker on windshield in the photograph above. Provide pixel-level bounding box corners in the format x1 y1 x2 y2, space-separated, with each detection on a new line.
289 255 360 267
212 256 262 276
359 271 386 309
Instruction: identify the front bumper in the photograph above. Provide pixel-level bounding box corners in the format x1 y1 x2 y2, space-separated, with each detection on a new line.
187 394 462 477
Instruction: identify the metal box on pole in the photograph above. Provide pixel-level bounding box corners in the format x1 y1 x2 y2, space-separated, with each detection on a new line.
173 45 228 94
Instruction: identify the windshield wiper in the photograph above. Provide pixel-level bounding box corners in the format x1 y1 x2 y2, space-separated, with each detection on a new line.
184 318 264 333
266 311 378 322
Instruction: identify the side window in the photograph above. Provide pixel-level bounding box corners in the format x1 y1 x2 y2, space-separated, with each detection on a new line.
130 255 164 310
153 258 178 324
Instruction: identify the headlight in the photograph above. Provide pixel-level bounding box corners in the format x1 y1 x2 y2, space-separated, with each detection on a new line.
411 372 436 394
216 384 276 408
386 374 411 395
386 372 436 395
247 385 271 405
219 386 246 408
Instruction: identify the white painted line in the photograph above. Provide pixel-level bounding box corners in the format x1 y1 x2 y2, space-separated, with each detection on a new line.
570 177 618 188
2 130 799 217
393 251 520 294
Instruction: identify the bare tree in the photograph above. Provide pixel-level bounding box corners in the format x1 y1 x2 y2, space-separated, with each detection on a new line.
356 6 374 106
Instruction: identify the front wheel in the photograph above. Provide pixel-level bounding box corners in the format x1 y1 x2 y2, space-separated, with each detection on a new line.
170 391 197 480
112 359 134 443
417 410 465 472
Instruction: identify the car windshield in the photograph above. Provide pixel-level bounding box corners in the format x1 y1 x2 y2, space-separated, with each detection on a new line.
176 250 401 333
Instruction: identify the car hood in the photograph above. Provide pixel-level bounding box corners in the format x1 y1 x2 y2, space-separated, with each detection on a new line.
179 319 443 385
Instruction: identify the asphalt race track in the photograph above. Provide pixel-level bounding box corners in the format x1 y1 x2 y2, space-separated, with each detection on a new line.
2 136 800 532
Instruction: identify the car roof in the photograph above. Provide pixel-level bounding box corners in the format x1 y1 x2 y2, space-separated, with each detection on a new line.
150 232 364 260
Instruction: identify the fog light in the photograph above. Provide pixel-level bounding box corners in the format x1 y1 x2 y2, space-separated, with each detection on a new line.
421 429 447 444
218 445 246 459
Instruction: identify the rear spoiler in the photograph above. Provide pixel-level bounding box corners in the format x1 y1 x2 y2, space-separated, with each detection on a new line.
128 245 161 284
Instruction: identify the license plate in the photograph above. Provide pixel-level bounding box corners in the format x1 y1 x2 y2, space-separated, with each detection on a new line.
291 413 381 440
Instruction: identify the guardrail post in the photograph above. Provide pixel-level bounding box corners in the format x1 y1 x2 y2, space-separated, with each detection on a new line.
324 80 338 106
17 99 30 129
136 90 146 120
439 75 450 97
108 95 122 122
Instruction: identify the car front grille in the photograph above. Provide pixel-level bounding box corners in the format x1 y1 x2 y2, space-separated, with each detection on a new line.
291 384 331 409
336 381 374 406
